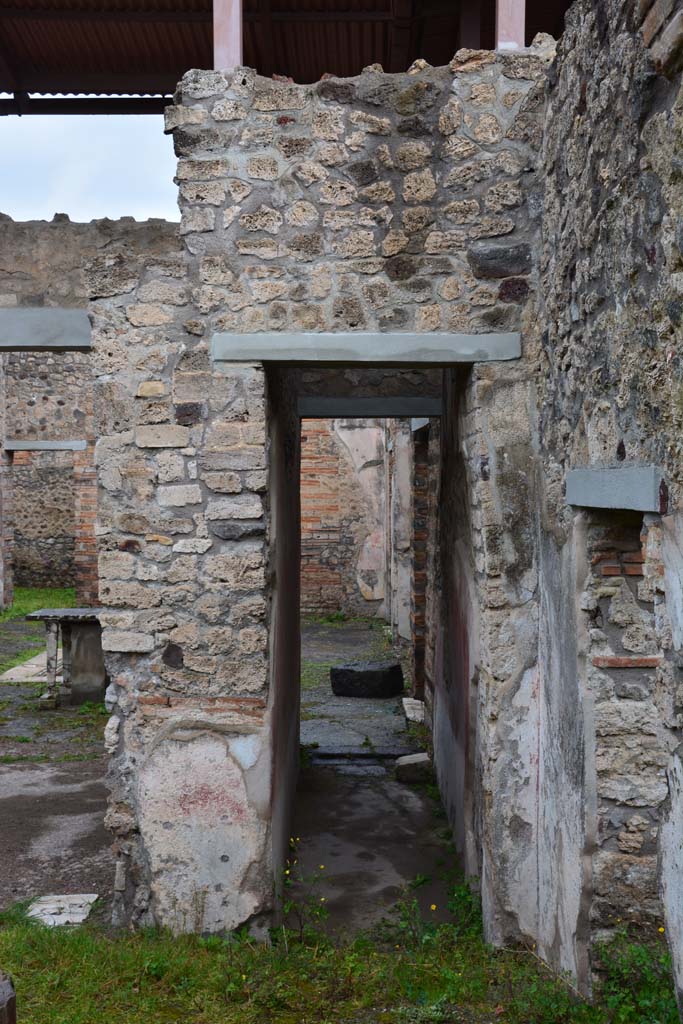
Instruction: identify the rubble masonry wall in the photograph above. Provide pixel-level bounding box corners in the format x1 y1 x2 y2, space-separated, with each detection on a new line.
0 215 179 598
91 51 548 936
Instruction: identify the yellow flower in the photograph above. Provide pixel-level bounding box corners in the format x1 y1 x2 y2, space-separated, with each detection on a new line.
320 897 326 902
319 864 325 870
284 869 290 875
659 927 666 934
430 904 437 911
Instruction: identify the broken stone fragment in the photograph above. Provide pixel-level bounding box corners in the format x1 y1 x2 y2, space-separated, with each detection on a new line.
403 697 425 723
0 971 16 1024
27 894 98 927
330 660 404 698
395 752 432 783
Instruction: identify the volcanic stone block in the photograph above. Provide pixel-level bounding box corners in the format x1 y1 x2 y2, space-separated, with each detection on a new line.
330 660 404 698
466 240 532 278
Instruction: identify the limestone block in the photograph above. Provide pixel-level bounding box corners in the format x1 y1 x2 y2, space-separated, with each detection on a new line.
158 484 203 507
100 581 162 609
205 550 266 588
247 157 279 180
350 110 391 134
285 201 319 227
180 69 228 98
320 180 357 206
395 141 432 170
402 168 437 202
313 108 345 140
212 99 247 120
207 494 263 520
176 158 230 180
102 630 155 653
137 281 188 305
180 208 216 235
254 83 306 110
360 181 395 203
179 181 229 205
396 752 432 783
99 552 136 580
136 425 190 448
164 105 208 132
126 304 174 327
202 471 242 493
239 206 284 234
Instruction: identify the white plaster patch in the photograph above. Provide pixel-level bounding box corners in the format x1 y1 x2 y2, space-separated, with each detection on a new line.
137 732 269 933
28 894 98 926
230 733 260 770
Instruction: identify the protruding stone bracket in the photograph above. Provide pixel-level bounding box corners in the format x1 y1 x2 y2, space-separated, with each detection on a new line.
566 464 668 514
298 397 442 418
0 308 91 351
211 331 522 365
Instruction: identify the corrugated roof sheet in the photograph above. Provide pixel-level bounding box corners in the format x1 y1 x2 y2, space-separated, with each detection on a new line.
0 0 572 98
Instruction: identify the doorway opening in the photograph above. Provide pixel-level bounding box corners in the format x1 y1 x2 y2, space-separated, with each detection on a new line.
289 411 453 934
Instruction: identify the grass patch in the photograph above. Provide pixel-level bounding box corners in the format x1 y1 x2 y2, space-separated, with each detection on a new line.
0 586 76 675
0 586 77 624
0 753 49 764
301 659 334 691
0 888 676 1024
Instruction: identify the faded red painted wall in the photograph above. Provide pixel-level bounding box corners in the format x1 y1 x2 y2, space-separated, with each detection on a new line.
300 418 387 616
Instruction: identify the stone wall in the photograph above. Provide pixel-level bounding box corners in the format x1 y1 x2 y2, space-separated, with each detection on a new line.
12 449 75 587
92 50 546 938
539 0 683 988
0 215 180 598
300 417 388 616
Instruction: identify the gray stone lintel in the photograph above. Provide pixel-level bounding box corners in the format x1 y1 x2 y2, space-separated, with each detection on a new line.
566 464 667 513
3 439 87 452
298 397 442 418
211 330 521 365
27 608 101 622
0 308 91 351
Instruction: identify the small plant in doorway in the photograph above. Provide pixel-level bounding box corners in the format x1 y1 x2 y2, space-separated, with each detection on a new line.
280 838 329 943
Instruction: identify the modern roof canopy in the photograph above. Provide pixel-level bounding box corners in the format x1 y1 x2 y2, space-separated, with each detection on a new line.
0 0 571 115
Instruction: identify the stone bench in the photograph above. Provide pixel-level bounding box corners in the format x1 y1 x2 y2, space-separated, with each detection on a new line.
26 608 106 710
0 972 16 1024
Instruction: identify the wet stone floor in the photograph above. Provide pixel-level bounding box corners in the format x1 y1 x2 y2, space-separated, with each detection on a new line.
291 618 455 935
0 618 110 911
0 614 456 936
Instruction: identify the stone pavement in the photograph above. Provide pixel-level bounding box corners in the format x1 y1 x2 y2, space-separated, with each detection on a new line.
293 618 450 935
0 631 110 912
300 618 418 757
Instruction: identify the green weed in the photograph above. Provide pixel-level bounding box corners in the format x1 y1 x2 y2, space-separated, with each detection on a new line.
0 892 676 1023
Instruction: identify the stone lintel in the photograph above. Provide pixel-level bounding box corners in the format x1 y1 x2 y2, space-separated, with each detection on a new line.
211 331 521 365
298 397 442 418
0 308 91 351
26 608 101 622
566 465 667 513
3 439 87 451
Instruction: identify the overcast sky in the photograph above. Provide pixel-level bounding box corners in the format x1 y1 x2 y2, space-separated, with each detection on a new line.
0 114 179 222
